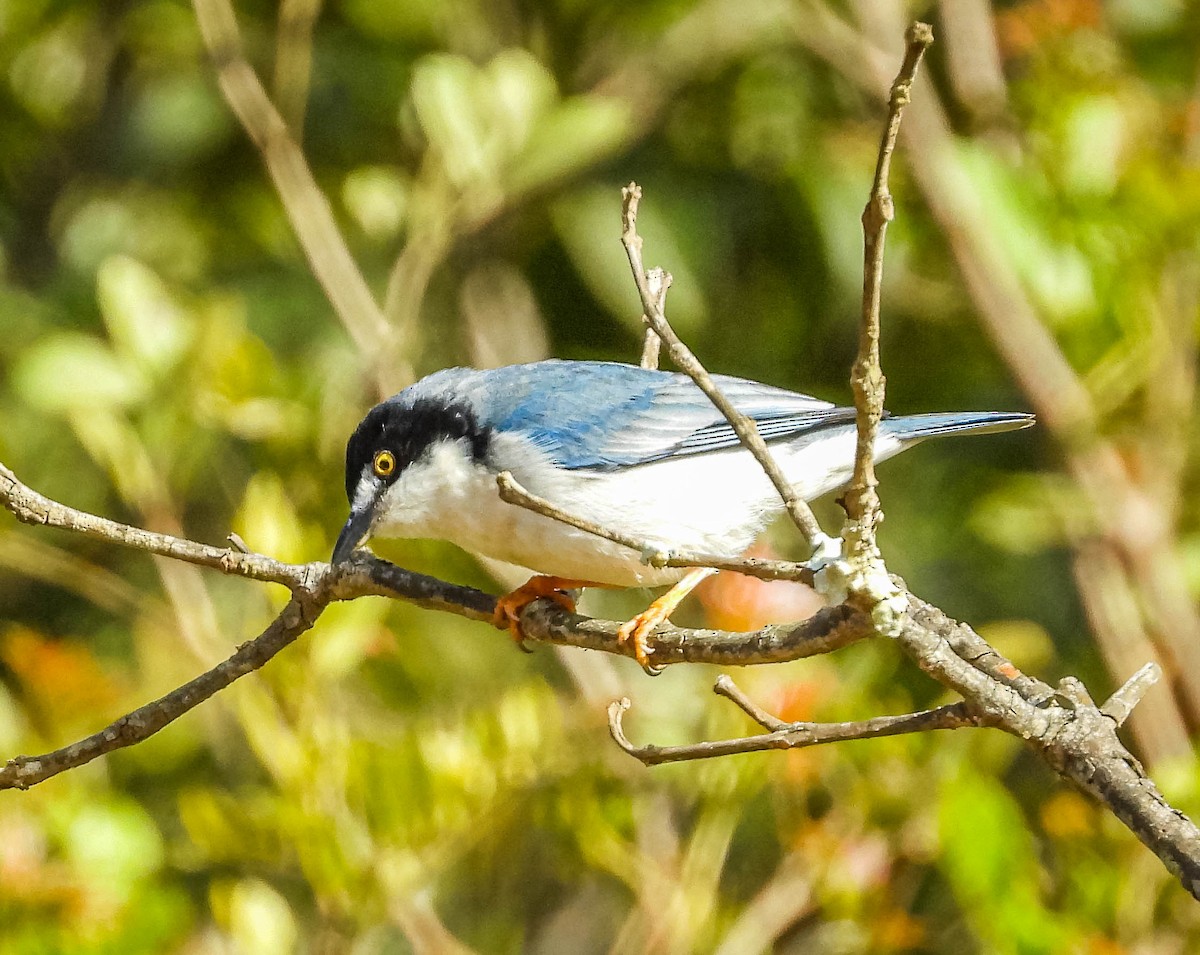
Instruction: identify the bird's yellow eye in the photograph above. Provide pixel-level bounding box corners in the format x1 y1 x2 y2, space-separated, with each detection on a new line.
373 450 396 478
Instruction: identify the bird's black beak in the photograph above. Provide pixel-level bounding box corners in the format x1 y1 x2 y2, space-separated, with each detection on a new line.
332 505 375 565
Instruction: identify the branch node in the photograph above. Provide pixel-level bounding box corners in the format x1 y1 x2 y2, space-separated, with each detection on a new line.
1055 676 1097 710
227 532 251 554
1100 663 1162 727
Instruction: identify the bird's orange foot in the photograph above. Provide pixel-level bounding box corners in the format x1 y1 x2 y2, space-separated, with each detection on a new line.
617 607 669 674
617 567 717 675
493 576 595 651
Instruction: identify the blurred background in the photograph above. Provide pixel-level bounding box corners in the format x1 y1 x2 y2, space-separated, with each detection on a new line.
2 0 1200 951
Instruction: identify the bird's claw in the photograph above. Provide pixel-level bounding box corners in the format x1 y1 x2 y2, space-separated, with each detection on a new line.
492 577 582 652
617 610 666 676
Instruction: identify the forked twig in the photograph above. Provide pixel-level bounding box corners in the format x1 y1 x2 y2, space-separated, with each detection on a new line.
619 185 829 551
609 678 979 766
496 471 811 584
597 22 1200 899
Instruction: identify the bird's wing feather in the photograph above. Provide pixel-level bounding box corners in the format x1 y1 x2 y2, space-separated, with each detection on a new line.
420 360 848 471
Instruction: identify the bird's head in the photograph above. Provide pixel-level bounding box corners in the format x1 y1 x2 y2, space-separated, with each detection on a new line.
331 394 490 564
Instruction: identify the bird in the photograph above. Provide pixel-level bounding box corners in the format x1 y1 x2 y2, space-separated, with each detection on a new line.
332 359 1033 669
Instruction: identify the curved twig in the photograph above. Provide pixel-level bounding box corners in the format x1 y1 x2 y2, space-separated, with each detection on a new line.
608 685 979 766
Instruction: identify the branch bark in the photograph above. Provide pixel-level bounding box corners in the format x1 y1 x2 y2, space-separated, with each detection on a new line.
844 22 932 551
609 681 978 765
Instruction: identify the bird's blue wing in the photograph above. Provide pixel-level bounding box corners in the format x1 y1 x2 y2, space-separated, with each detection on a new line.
415 360 850 471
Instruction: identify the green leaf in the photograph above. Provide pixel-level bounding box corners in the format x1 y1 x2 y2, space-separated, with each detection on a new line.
409 53 496 187
940 770 1075 953
509 96 632 196
97 255 194 376
485 48 558 156
13 332 148 412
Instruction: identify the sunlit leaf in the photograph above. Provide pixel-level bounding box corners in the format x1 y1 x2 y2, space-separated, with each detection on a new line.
97 255 195 376
509 96 632 196
13 332 148 411
409 53 495 188
342 165 410 240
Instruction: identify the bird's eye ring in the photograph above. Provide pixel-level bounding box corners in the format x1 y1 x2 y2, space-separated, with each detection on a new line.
373 450 397 478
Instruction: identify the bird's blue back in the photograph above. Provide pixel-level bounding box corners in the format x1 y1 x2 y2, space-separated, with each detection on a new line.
397 360 841 471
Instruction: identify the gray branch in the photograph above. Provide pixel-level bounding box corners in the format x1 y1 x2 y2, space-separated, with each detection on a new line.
609 679 979 765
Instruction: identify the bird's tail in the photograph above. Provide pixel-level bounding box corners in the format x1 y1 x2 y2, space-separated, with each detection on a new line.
882 411 1035 441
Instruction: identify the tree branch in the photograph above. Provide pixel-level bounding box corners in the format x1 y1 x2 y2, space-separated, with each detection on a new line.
496 471 812 584
844 22 933 554
7 14 1200 902
0 596 320 789
190 0 394 390
608 679 979 766
0 457 876 790
619 184 828 551
600 21 1200 901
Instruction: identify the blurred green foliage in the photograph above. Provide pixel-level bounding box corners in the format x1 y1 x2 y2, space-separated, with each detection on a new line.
2 0 1200 952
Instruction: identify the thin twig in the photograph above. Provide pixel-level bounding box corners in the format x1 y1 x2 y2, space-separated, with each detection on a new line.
1101 663 1163 727
190 0 392 383
0 463 311 590
712 674 790 730
619 183 827 550
603 21 1200 898
0 458 866 665
495 471 812 583
819 2 1200 749
5 458 1200 896
608 689 978 766
0 597 321 789
226 532 251 554
843 21 933 555
640 267 670 369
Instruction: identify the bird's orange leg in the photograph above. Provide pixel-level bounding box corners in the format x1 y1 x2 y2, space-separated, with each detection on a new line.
618 567 717 672
493 576 607 649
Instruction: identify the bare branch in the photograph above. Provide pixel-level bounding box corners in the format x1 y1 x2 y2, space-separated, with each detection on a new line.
1101 663 1163 727
495 471 812 584
608 685 978 766
844 21 933 555
0 597 320 789
619 183 828 550
713 674 791 731
607 21 1200 900
190 0 392 379
0 462 312 590
0 456 878 790
0 458 866 668
640 267 671 369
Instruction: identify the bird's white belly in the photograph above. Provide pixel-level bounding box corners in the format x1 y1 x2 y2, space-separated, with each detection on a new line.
371 429 903 587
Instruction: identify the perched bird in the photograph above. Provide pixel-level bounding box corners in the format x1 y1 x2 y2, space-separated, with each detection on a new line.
332 359 1033 668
